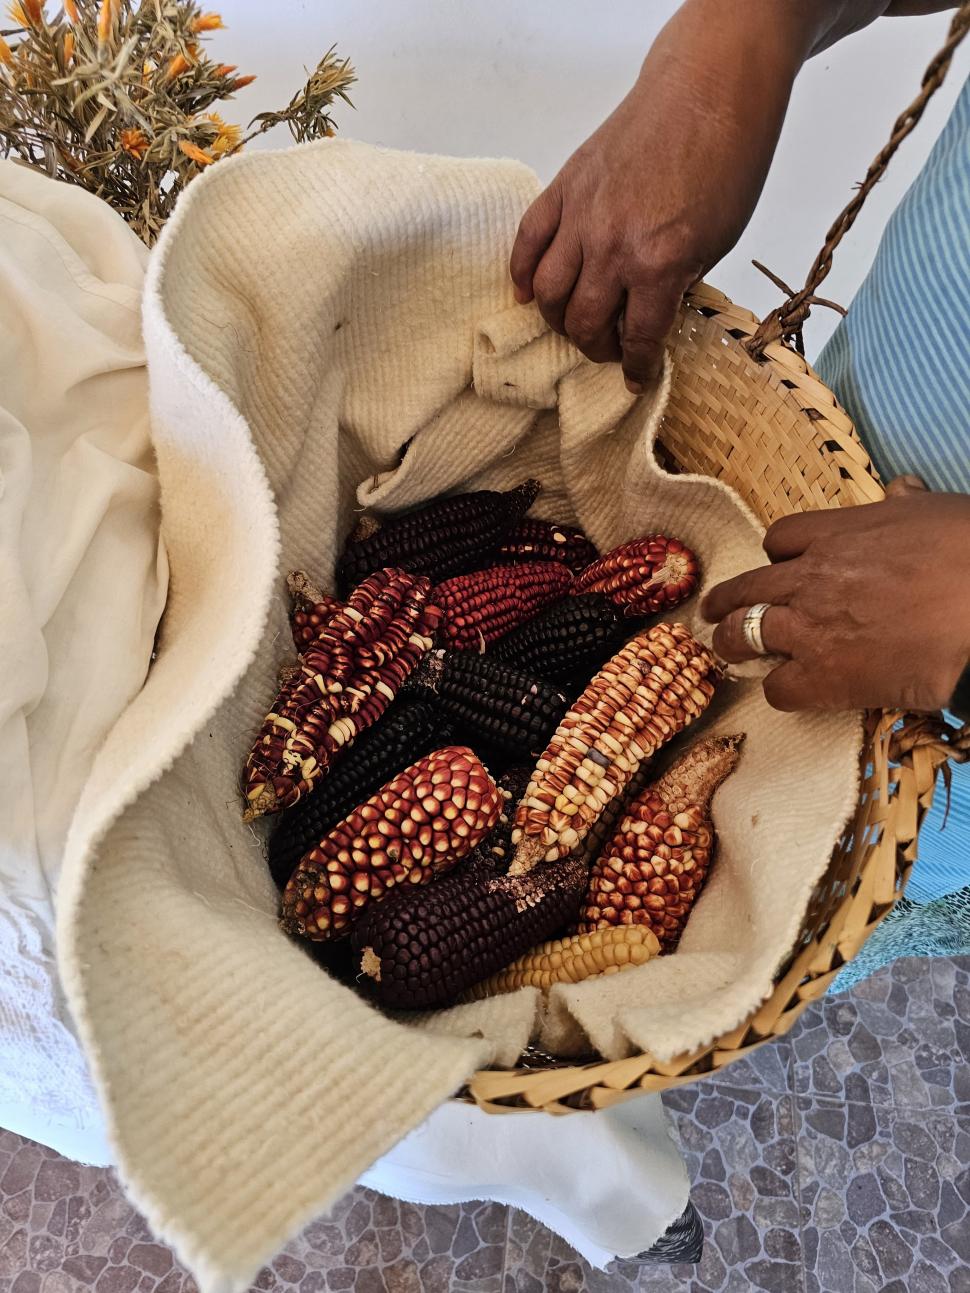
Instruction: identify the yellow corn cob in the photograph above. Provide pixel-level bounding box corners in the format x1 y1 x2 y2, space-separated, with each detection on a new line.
467 926 661 998
509 622 718 872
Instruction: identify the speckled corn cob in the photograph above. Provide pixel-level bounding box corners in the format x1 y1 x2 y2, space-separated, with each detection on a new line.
510 623 718 872
432 561 573 650
336 480 540 594
412 650 572 761
281 746 501 940
581 734 743 950
287 570 344 650
498 519 598 572
266 698 442 890
243 569 441 819
351 854 589 1009
574 536 699 615
466 925 661 998
492 594 630 688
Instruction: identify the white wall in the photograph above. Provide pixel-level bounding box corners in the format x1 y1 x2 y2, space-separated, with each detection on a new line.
210 2 968 357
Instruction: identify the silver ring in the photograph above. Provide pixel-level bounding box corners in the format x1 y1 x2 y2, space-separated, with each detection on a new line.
742 603 772 656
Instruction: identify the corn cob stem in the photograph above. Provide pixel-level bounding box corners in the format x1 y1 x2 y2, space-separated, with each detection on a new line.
466 925 661 998
243 568 441 819
281 746 500 940
580 733 744 950
432 561 573 651
510 623 718 872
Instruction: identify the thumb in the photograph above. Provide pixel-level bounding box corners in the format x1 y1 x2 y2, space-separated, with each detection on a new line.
885 474 928 498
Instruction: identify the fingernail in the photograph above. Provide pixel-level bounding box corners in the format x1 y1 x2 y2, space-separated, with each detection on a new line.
625 378 644 396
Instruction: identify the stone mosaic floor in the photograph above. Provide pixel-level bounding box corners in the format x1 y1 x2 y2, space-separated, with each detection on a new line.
0 956 967 1293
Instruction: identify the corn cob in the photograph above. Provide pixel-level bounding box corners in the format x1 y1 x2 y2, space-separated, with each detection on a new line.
581 734 743 950
462 765 532 874
574 536 699 615
351 854 588 1009
411 650 572 761
281 746 501 940
336 480 540 594
432 561 573 651
497 519 598 572
510 623 718 872
466 925 661 998
287 570 343 650
492 594 630 689
266 697 443 890
243 569 441 819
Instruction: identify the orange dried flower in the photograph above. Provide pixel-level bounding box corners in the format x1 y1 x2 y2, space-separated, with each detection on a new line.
9 0 42 26
0 33 12 63
96 0 116 43
62 28 73 60
213 62 235 77
204 111 241 157
120 127 149 159
165 51 192 79
191 11 222 32
63 0 78 19
178 139 213 167
229 73 255 89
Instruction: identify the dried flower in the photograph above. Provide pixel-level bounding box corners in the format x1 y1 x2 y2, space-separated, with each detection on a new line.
0 0 354 245
10 1 43 26
178 138 211 166
120 126 147 158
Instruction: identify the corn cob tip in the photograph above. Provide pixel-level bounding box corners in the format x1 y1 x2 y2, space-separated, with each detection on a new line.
349 514 382 542
359 946 381 981
287 569 329 607
655 732 745 803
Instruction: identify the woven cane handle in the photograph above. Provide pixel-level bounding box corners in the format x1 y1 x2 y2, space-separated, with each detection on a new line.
746 1 970 357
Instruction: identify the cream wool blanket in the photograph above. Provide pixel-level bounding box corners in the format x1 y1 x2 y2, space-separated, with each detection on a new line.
55 140 862 1292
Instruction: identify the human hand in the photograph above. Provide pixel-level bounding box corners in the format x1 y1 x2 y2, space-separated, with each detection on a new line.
701 480 970 713
508 0 826 391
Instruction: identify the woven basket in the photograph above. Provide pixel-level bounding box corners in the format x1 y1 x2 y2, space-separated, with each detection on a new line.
462 5 970 1114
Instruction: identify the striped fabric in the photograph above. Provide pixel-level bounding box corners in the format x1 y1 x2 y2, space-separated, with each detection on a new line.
815 75 969 910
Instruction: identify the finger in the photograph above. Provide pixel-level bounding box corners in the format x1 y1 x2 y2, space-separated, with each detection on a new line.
764 502 881 562
510 185 563 304
532 231 583 337
885 474 928 497
620 282 683 392
712 604 799 663
563 265 624 363
762 659 816 712
700 561 799 624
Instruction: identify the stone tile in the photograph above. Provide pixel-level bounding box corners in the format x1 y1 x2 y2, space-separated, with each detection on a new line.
792 957 970 1113
798 1098 970 1292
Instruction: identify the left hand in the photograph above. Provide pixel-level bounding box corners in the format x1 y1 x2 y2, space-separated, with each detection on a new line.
701 479 970 713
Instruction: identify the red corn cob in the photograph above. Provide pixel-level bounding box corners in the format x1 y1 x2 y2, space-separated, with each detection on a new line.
243 569 441 819
280 746 501 940
574 536 699 616
432 561 573 650
497 519 599 573
580 734 744 950
287 570 343 650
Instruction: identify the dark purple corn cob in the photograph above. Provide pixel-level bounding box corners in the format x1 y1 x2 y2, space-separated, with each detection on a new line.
336 480 541 595
412 650 571 761
492 593 631 688
351 854 589 1010
498 519 598 572
267 698 442 890
463 766 533 875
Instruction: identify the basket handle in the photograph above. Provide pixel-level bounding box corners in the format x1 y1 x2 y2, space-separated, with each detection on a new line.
745 1 970 358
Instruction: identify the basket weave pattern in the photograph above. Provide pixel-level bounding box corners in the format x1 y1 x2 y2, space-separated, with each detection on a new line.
462 290 946 1115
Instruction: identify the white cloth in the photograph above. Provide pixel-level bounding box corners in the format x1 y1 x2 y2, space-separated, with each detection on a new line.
0 162 167 1164
4 141 858 1293
360 1096 689 1270
0 159 685 1265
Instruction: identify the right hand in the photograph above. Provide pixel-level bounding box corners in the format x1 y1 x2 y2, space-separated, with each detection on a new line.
509 0 850 390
